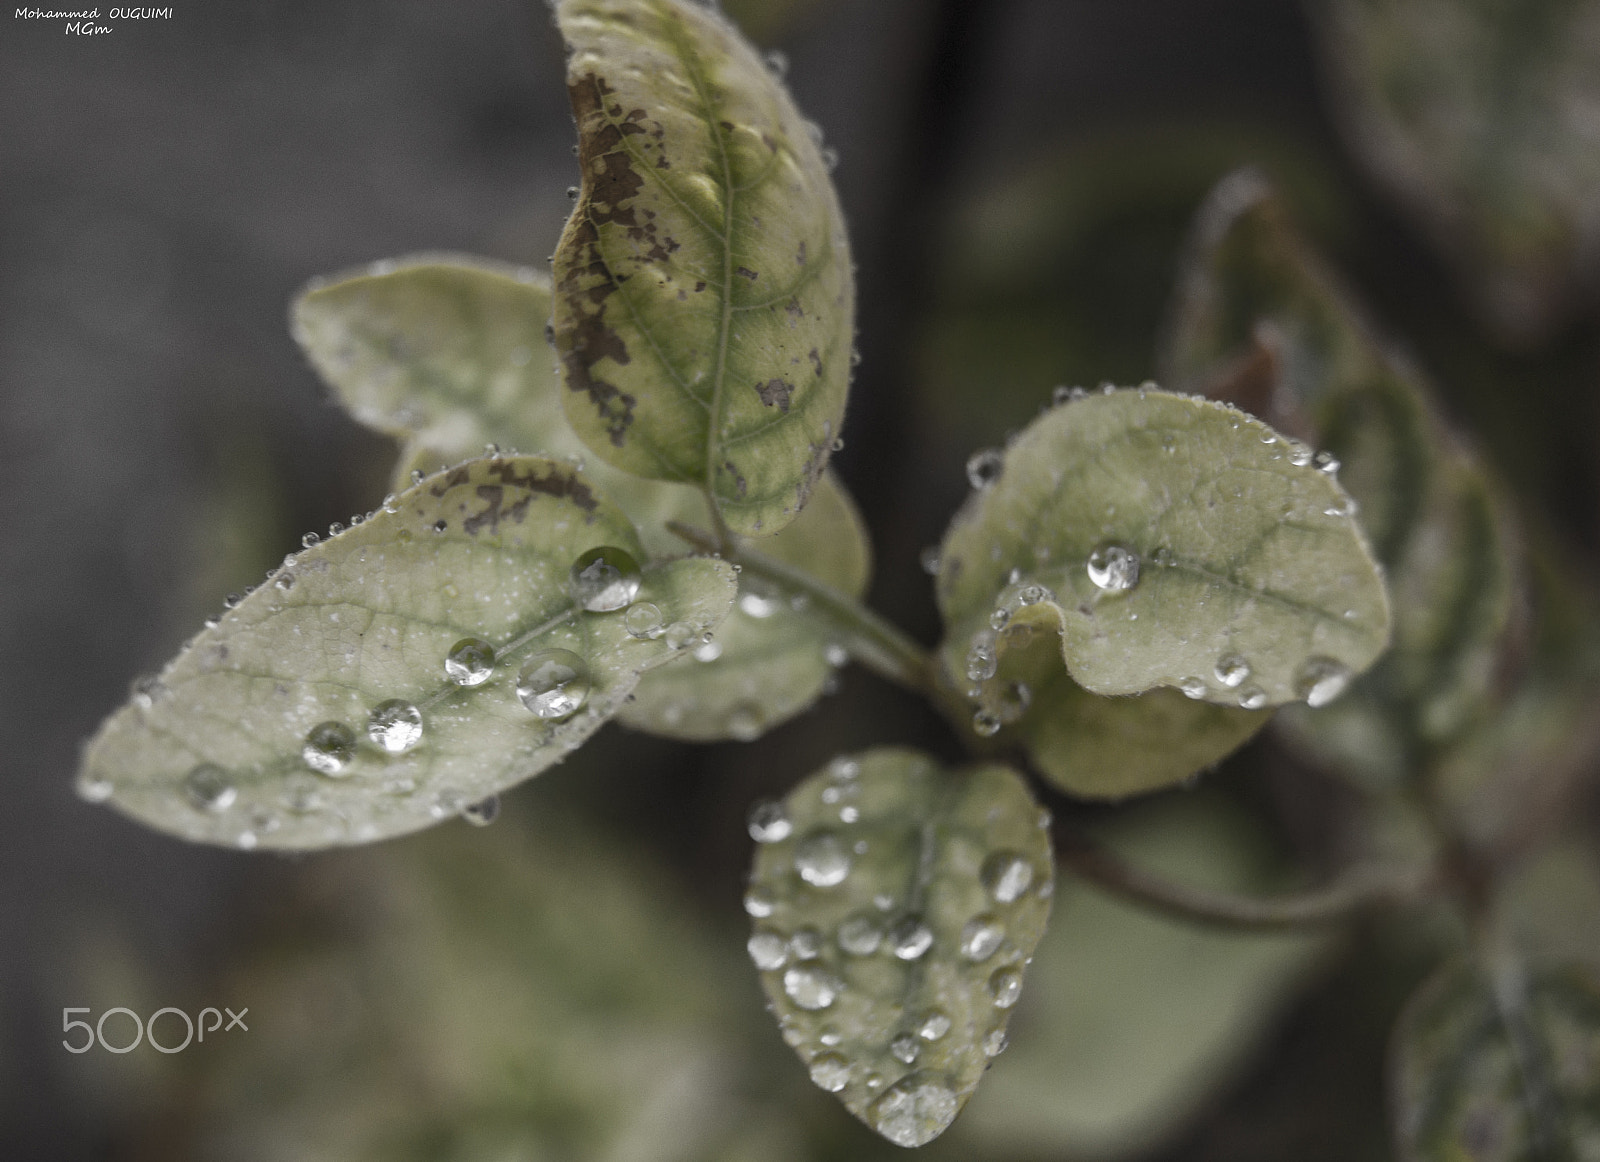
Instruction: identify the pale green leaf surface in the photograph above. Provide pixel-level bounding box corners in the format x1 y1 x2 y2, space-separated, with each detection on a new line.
1163 174 1522 786
936 389 1390 716
78 457 736 849
747 748 1053 1147
954 796 1324 1159
1392 959 1600 1160
619 469 870 740
551 0 853 536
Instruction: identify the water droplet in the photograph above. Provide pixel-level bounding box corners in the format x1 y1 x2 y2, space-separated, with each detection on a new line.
1087 545 1140 592
839 805 860 823
965 629 998 682
823 642 848 667
983 1030 1009 1057
919 1011 951 1040
1238 686 1268 710
327 522 344 537
461 795 500 826
1051 384 1074 405
444 637 496 686
726 702 763 741
236 830 258 850
274 572 295 591
1287 441 1313 467
993 681 1031 723
183 763 236 813
410 469 425 486
738 590 780 618
78 774 114 803
966 448 1004 489
302 720 357 774
1179 677 1208 700
691 636 722 663
919 546 942 575
972 710 1002 737
829 756 860 780
301 532 320 548
982 852 1035 903
748 800 792 843
838 912 883 955
795 831 851 887
663 621 697 649
872 1075 959 1147
889 916 934 960
223 592 241 609
819 1026 842 1046
743 886 775 917
960 914 1005 961
1297 657 1351 707
748 929 788 970
890 1033 920 1064
568 545 642 612
782 966 840 1010
1213 654 1250 688
820 146 840 172
382 493 399 513
622 601 664 639
130 674 166 709
367 700 424 753
989 607 1010 631
790 927 823 960
516 650 591 719
1324 495 1358 517
763 48 789 77
432 519 448 534
809 1051 850 1092
1314 450 1340 473
988 966 1022 1008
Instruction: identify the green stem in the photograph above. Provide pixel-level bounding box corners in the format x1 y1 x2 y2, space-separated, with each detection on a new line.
667 520 935 694
1055 825 1437 931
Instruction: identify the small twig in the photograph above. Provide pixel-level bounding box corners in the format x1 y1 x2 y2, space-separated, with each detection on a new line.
667 520 935 694
1055 825 1436 931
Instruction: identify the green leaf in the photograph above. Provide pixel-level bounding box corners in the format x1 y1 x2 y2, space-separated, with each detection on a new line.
77 456 737 849
1312 0 1600 338
746 748 1054 1147
936 389 1390 722
1162 174 1522 787
550 0 854 537
619 469 871 740
953 795 1325 1158
1392 959 1600 1160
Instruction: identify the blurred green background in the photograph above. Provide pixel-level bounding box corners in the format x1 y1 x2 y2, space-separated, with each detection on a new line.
3 0 1598 1158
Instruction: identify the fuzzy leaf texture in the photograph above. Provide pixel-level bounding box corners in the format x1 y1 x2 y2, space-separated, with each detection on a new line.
77 457 737 848
746 748 1053 1147
1392 959 1600 1161
1163 172 1522 789
935 387 1390 797
292 256 873 742
550 0 854 536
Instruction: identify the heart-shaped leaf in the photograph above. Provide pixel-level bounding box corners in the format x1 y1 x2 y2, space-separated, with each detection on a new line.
1392 958 1600 1160
745 748 1053 1147
77 456 736 849
619 469 870 740
550 0 854 537
936 388 1391 719
1163 174 1522 788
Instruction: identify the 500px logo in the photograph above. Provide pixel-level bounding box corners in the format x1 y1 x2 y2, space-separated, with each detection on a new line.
62 1006 247 1053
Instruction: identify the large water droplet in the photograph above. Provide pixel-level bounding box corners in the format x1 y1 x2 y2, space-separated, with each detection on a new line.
1087 545 1140 592
795 831 851 887
444 638 496 686
783 966 841 1010
1287 441 1313 467
982 852 1035 903
1238 686 1268 710
738 589 780 619
809 1051 850 1092
748 929 788 970
972 710 1002 737
183 763 236 813
516 650 590 719
748 800 792 843
960 914 1005 962
1179 677 1208 700
663 621 697 649
367 700 424 753
1297 657 1351 707
302 720 357 775
984 1030 1009 1057
966 448 1003 489
78 773 114 803
743 886 775 917
1314 450 1340 474
888 916 934 960
988 966 1023 1008
624 601 664 639
568 545 642 612
890 1033 920 1065
461 795 500 826
1213 654 1250 688
965 635 998 683
919 1010 951 1041
838 912 883 955
872 1075 959 1148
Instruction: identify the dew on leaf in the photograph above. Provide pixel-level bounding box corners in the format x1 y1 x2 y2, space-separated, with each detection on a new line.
782 966 841 1010
748 929 788 970
302 720 357 775
988 966 1023 1008
795 831 851 887
516 650 590 719
693 638 723 663
1213 654 1250 688
981 852 1034 903
809 1051 850 1092
790 927 823 960
890 1033 921 1064
738 590 780 619
461 794 500 826
623 601 664 639
1287 441 1313 466
663 621 697 649
919 1010 952 1041
919 545 942 575
1087 544 1140 592
1298 657 1352 707
367 700 424 753
1179 677 1208 700
183 763 236 813
743 886 775 917
568 545 642 612
837 912 883 955
965 448 1004 489
983 1030 1009 1057
1315 450 1340 473
972 710 1002 737
748 799 792 843
889 916 934 960
1239 686 1268 710
960 914 1005 962
872 1075 959 1148
443 637 496 686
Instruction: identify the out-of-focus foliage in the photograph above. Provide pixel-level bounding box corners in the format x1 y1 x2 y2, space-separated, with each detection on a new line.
1313 0 1600 341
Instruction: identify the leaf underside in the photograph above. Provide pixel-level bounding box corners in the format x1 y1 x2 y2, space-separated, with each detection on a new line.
551 0 854 537
748 748 1053 1147
79 457 736 849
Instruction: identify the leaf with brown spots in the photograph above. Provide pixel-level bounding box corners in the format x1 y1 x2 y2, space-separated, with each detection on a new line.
77 456 737 849
550 0 853 537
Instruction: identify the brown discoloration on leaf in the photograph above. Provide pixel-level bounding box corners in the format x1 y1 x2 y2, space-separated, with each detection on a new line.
808 347 823 378
785 296 803 320
428 466 473 497
487 457 599 517
737 266 758 281
755 377 793 412
796 240 806 265
722 459 748 498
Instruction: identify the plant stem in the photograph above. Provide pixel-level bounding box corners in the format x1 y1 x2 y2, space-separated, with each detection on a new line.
667 521 935 694
1055 826 1436 931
